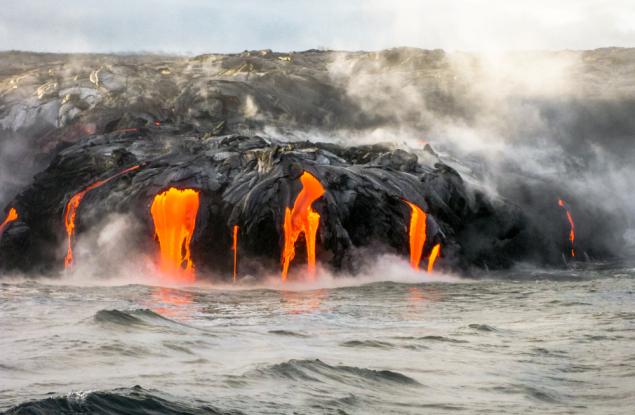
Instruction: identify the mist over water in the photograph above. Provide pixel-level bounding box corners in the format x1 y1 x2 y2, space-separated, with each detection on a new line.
1 264 634 414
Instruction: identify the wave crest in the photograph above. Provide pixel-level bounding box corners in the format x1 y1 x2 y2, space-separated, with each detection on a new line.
250 359 419 386
3 386 242 415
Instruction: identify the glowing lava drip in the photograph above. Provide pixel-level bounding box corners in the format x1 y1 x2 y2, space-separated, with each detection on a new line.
281 172 325 281
404 201 427 269
428 243 441 273
64 165 140 268
558 199 576 257
232 225 239 282
0 208 18 237
404 200 441 272
150 188 200 283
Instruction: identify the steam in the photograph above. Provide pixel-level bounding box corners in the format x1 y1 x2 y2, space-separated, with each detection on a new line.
253 254 462 291
5 252 462 291
324 49 635 258
64 213 157 283
0 134 44 208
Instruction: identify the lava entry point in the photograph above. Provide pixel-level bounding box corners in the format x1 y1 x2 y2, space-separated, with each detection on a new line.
151 187 200 283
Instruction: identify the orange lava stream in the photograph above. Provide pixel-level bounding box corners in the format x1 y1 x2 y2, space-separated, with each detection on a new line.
64 165 140 268
427 243 441 273
232 225 239 282
0 208 18 237
281 172 325 281
558 199 576 257
404 200 427 270
150 187 200 283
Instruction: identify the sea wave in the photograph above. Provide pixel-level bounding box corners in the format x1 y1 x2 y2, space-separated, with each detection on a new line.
92 309 201 334
3 386 242 415
340 339 395 349
94 309 175 327
267 329 310 337
248 359 420 386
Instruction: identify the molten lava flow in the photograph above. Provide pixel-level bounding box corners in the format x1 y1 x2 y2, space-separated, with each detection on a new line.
281 172 325 281
427 243 441 273
0 208 18 237
150 188 200 283
404 200 427 270
232 225 239 282
64 165 140 268
404 200 441 273
558 199 576 257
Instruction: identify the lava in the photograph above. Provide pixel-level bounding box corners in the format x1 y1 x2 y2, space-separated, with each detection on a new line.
281 171 325 281
232 225 239 282
0 208 18 237
404 200 442 273
404 200 427 270
558 199 576 257
427 243 441 273
150 187 200 283
64 165 140 268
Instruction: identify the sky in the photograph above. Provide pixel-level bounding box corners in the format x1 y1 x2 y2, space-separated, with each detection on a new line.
1 0 634 53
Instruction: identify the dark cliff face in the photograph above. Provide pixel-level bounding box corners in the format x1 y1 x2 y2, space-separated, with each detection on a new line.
0 130 535 277
0 48 633 276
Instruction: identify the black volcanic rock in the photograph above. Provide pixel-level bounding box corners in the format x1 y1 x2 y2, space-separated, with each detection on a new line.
1 48 632 275
0 129 531 277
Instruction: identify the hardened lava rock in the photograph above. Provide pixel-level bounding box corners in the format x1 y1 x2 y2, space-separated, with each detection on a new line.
0 129 531 277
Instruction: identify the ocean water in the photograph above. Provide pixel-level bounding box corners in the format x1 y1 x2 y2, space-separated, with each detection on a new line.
1 263 634 414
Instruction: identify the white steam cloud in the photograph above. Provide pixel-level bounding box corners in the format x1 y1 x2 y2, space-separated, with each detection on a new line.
322 49 635 257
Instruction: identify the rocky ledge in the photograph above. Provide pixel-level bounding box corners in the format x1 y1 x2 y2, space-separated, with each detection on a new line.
0 127 536 279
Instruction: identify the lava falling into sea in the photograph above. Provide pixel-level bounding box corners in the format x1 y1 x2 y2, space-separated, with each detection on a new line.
404 200 441 273
558 198 576 257
0 208 18 237
404 200 427 269
281 172 325 281
64 165 140 268
232 225 239 282
428 243 441 273
150 187 200 283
